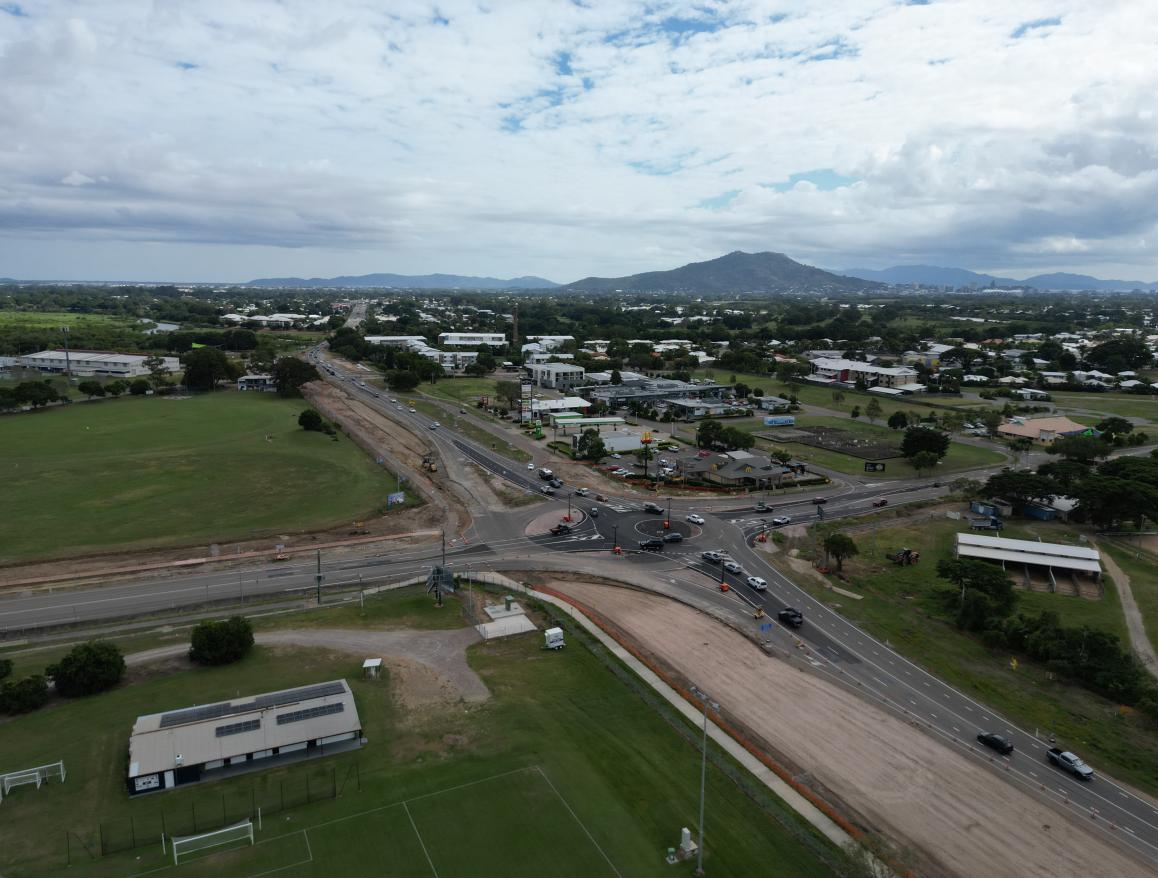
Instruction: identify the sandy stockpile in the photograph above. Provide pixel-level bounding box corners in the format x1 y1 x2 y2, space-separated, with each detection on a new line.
546 579 1150 878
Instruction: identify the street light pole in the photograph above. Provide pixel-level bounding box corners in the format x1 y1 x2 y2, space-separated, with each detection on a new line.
612 524 618 554
690 686 718 876
665 496 671 531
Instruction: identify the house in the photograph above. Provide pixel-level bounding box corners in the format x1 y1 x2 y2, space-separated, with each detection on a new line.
808 357 919 388
682 450 793 488
1015 388 1050 401
758 396 793 412
437 332 505 347
528 362 586 390
996 416 1098 445
237 374 276 392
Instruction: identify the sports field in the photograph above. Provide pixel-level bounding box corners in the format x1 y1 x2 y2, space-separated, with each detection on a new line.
0 393 404 562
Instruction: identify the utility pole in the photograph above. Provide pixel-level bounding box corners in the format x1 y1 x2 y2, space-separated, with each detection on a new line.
612 524 618 555
61 325 73 383
689 686 718 876
315 550 323 605
441 530 447 568
665 496 671 531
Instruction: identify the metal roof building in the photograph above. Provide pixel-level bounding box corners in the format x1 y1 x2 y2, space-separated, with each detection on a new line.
954 532 1101 581
127 680 362 795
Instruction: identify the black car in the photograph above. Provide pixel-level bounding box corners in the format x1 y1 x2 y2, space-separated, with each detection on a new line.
549 478 564 489
976 732 1014 755
550 523 573 536
778 607 804 628
811 497 828 505
662 532 683 543
643 502 664 514
638 538 665 551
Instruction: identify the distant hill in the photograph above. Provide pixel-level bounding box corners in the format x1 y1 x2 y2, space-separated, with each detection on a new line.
565 251 881 294
842 264 1158 291
246 272 559 289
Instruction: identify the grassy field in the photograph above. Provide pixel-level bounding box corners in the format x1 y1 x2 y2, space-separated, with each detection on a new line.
422 377 500 405
0 587 837 877
0 310 140 330
410 398 533 463
1102 541 1158 657
0 393 406 562
1050 392 1157 423
771 516 1158 793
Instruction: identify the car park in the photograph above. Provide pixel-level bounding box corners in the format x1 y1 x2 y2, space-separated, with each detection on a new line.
663 532 683 543
638 538 664 551
771 516 791 526
976 732 1014 755
746 576 767 591
778 607 804 628
723 560 742 574
687 513 705 525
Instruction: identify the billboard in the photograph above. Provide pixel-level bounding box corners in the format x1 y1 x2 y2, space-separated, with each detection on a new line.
520 381 533 422
387 491 406 505
763 416 796 426
863 462 886 472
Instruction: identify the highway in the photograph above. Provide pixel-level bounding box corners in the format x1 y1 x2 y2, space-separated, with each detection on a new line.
3 350 1156 866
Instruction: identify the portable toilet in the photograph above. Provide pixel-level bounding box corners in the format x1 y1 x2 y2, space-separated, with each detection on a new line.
544 627 565 650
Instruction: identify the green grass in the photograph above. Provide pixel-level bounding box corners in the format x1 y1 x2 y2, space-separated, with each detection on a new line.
410 398 532 463
1103 541 1158 657
0 393 408 562
0 310 140 330
422 377 500 405
0 590 836 877
1050 393 1157 423
772 517 1158 793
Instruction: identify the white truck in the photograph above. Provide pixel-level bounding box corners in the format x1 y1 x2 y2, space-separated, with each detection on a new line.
544 627 565 650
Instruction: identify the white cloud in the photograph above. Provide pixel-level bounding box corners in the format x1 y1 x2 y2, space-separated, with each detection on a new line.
0 0 1156 281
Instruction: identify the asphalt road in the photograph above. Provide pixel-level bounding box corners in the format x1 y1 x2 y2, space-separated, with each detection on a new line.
3 351 1156 866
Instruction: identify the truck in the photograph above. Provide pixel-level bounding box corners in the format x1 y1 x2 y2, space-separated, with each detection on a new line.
1047 748 1094 780
544 627 565 650
538 467 554 480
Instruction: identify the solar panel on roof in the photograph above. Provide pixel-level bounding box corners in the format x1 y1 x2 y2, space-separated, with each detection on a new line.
276 702 345 725
157 681 345 728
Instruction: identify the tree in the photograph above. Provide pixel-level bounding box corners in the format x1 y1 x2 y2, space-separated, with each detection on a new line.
1073 475 1158 530
865 398 882 424
696 418 725 449
386 370 420 392
909 450 940 477
900 425 950 460
77 380 105 398
1085 337 1151 372
0 657 11 681
129 378 151 396
983 472 1059 511
13 380 61 408
0 675 50 714
495 380 522 409
610 369 623 385
1036 459 1092 493
576 428 607 462
189 616 255 666
142 354 171 387
733 381 751 399
720 426 755 450
105 380 128 397
464 361 490 377
887 410 908 430
271 357 319 397
181 348 231 391
822 533 859 572
1047 434 1111 464
936 559 1017 631
298 409 325 432
850 405 861 419
46 641 125 697
1096 417 1133 439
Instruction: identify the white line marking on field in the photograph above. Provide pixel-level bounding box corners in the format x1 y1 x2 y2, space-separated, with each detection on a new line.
536 766 624 878
404 803 440 878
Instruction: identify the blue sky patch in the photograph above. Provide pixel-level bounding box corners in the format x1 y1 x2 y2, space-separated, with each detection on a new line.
806 37 858 63
1011 16 1061 38
697 189 740 210
766 169 858 192
1 3 29 16
175 61 199 71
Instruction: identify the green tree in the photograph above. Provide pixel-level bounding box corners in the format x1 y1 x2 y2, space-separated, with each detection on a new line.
77 380 105 398
386 370 420 392
576 428 607 462
936 558 1018 631
1096 417 1133 439
850 405 861 419
901 425 950 460
298 409 325 432
189 616 255 666
909 450 940 477
720 426 755 450
105 380 129 397
610 369 623 385
1047 434 1111 464
831 390 845 407
46 641 125 697
142 354 171 387
984 472 1059 511
0 675 50 714
129 378 151 396
696 418 725 449
822 532 859 571
864 398 882 424
14 380 61 408
887 410 908 430
0 657 11 681
271 357 319 397
495 380 522 409
181 348 231 391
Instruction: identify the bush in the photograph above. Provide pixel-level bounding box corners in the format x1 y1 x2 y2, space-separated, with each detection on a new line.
47 641 126 697
189 616 255 666
0 675 50 714
0 657 11 681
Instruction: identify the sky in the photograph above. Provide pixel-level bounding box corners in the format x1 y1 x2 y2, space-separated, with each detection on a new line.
1 0 1157 284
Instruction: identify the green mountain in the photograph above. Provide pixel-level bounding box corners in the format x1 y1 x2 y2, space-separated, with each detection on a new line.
565 251 881 294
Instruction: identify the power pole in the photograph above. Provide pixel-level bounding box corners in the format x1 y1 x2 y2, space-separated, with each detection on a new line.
441 530 446 567
61 325 73 382
315 550 323 605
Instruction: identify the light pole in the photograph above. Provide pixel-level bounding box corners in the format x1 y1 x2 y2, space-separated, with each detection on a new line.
689 685 719 876
566 492 572 523
612 524 619 555
665 496 671 531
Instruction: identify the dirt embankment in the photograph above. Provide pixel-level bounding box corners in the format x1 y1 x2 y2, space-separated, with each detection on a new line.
543 578 1153 878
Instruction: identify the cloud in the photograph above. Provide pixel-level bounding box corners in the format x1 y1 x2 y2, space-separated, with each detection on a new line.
0 1 1155 282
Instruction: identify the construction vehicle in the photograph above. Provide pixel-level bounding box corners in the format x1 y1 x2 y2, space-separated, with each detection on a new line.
421 454 438 473
885 547 920 566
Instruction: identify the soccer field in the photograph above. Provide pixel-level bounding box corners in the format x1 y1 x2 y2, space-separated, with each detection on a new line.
171 767 622 877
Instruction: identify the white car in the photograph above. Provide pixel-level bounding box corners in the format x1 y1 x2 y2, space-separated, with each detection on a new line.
527 462 536 470
746 576 768 591
430 422 440 429
408 407 417 413
723 560 743 575
771 516 791 527
687 514 705 525
574 487 589 496
610 453 622 459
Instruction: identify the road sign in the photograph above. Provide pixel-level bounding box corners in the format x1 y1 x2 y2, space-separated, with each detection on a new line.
759 622 773 632
864 462 886 472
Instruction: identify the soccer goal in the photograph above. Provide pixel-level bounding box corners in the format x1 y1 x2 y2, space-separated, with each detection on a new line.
170 819 254 865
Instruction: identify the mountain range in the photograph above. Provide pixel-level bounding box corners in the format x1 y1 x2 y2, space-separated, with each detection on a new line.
841 264 1158 291
245 272 558 289
563 250 880 294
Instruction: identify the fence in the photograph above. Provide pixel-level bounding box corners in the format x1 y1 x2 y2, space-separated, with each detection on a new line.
64 762 360 866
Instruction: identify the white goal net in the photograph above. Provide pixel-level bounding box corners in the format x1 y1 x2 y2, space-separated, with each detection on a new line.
171 819 254 865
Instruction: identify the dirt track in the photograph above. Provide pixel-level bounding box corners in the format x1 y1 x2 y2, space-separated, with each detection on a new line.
546 579 1151 878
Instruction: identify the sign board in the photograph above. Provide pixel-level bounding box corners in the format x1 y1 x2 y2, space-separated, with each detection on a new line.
133 774 160 792
520 381 533 422
641 431 653 444
759 622 773 632
387 491 405 506
763 416 795 427
863 462 886 472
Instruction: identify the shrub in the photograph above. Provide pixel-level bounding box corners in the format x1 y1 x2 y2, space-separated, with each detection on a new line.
189 616 255 666
0 657 11 681
0 675 50 714
47 641 126 697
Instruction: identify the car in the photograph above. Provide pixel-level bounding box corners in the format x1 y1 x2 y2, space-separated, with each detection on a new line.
687 513 705 525
663 532 683 543
574 487 589 496
701 550 724 562
723 560 742 575
430 422 440 429
696 450 711 458
811 497 828 505
549 478 564 489
754 502 770 512
408 407 417 413
595 494 607 502
638 538 664 551
872 498 888 508
541 485 556 495
746 576 768 591
643 502 663 514
771 516 791 526
778 607 804 628
527 462 536 470
538 468 554 480
976 732 1014 755
589 507 600 518
610 453 622 459
395 404 403 410
389 398 397 403
550 523 573 535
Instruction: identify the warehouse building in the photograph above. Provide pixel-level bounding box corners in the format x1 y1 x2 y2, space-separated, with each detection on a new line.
15 349 180 378
954 533 1102 594
127 680 362 795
